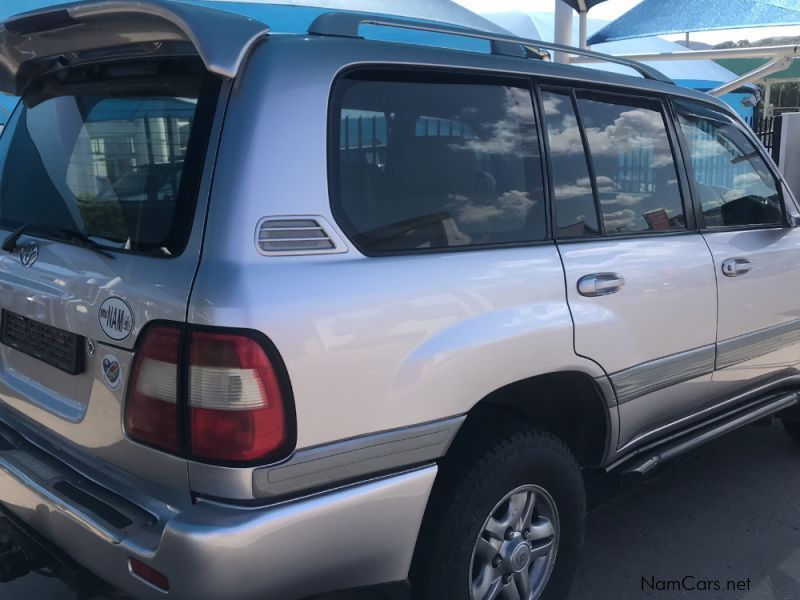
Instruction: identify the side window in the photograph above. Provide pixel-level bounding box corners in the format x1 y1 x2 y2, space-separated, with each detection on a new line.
541 90 599 238
577 94 686 235
675 101 783 228
332 72 546 253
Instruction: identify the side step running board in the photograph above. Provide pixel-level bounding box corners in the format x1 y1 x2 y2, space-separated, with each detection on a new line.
614 390 799 488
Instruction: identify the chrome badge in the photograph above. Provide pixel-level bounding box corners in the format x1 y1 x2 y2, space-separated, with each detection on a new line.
19 241 38 268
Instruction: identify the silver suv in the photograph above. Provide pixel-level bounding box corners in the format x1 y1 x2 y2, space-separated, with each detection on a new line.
0 2 798 600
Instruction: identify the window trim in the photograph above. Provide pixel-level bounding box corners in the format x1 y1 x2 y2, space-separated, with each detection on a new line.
537 85 605 240
669 97 788 232
326 64 552 258
537 81 695 241
574 89 693 238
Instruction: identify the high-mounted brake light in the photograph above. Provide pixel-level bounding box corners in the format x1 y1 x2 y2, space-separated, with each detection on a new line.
124 325 291 464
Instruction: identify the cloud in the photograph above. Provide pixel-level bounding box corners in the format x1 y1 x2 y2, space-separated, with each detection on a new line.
602 208 637 233
448 189 537 224
452 87 536 157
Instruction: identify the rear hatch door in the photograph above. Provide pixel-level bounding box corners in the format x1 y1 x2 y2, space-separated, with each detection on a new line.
0 0 266 503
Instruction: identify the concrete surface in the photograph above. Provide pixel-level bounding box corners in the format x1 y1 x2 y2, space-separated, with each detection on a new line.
5 422 800 600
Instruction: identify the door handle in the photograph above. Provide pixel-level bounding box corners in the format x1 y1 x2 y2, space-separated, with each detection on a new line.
577 272 626 297
721 258 753 277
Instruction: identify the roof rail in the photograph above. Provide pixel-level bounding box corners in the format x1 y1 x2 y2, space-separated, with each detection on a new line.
307 12 673 84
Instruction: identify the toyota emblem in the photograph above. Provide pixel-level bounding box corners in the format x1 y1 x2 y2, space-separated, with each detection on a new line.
19 241 38 268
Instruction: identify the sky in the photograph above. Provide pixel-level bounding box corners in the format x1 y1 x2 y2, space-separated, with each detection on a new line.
454 0 800 44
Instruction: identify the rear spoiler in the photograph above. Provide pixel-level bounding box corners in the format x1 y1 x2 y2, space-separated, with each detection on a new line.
0 0 269 96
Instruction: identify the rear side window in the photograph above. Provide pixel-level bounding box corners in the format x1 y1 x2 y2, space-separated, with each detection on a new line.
332 71 547 254
675 100 783 228
0 58 219 256
577 94 686 235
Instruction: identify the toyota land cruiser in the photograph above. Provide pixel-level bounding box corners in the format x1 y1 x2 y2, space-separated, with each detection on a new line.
0 2 798 600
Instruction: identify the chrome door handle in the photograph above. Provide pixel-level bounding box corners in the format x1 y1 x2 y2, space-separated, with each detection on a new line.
577 272 626 297
721 258 753 277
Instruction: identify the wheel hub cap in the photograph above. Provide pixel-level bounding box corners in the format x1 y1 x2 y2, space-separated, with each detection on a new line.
469 484 560 600
508 541 532 573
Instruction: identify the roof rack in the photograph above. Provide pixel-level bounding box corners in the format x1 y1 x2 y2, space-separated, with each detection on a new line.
307 12 673 84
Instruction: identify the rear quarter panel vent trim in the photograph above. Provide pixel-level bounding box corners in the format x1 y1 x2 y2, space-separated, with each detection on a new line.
255 216 348 256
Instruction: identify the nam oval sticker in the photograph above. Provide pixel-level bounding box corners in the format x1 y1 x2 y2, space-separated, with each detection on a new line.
98 297 134 341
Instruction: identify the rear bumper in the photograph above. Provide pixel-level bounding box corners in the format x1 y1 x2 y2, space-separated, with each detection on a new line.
0 420 436 600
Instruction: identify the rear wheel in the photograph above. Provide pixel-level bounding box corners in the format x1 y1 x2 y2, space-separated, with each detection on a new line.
412 417 585 600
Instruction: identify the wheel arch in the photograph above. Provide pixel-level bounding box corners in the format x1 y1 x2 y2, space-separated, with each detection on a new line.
453 370 616 468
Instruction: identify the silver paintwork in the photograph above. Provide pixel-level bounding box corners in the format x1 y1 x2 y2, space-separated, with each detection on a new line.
0 0 268 95
188 415 465 500
470 484 559 600
717 319 800 371
0 418 436 599
1 12 800 596
705 227 800 391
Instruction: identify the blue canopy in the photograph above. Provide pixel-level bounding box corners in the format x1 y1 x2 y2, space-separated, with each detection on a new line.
589 0 800 44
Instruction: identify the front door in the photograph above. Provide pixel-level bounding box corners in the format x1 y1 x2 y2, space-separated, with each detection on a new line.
541 87 717 451
675 99 800 399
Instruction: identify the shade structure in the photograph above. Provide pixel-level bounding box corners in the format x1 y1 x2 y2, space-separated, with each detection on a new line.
559 0 611 11
589 0 800 44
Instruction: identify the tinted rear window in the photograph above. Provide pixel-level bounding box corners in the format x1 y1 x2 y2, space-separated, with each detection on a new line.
0 59 219 256
331 71 547 254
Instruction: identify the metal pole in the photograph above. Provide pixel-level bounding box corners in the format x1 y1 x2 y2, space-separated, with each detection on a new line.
579 11 588 49
554 0 574 63
764 82 773 118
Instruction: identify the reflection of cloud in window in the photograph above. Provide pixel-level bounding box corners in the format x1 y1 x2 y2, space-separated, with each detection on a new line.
545 115 583 156
448 190 536 224
452 88 534 157
603 208 637 232
583 108 673 169
724 171 776 200
542 94 563 117
600 193 642 207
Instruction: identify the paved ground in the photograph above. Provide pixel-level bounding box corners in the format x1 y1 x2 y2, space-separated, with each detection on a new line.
6 422 800 600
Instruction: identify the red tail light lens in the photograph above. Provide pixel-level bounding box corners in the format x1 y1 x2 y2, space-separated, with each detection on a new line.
188 331 288 462
124 325 181 452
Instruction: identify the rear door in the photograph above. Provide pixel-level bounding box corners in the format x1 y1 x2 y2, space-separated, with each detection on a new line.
540 87 718 451
0 56 221 501
674 100 800 396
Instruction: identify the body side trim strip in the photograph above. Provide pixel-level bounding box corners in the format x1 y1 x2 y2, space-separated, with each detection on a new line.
717 318 800 370
610 344 715 405
253 416 465 498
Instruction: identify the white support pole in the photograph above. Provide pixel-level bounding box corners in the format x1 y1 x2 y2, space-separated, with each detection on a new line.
579 11 588 49
709 56 792 96
764 82 773 118
554 0 574 63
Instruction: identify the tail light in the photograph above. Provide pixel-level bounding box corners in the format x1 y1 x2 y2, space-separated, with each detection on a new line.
125 325 292 464
124 325 181 453
188 331 287 461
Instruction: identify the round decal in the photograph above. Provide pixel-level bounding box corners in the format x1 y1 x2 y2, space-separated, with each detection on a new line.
101 354 122 390
98 297 134 341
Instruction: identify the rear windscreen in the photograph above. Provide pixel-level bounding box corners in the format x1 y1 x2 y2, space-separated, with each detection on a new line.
0 58 220 257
